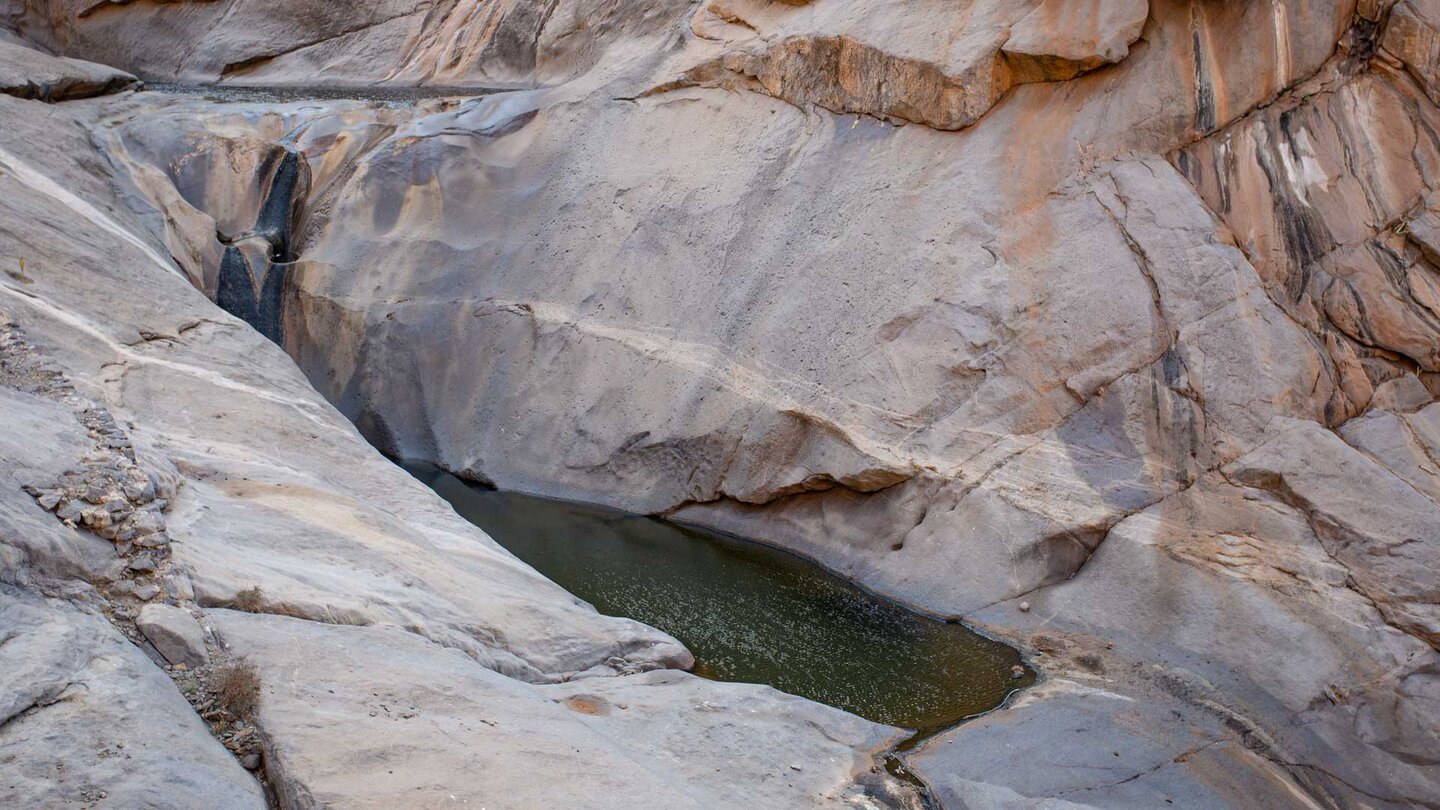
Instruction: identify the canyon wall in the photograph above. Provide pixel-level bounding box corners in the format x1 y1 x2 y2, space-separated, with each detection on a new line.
0 19 918 810
3 0 1440 808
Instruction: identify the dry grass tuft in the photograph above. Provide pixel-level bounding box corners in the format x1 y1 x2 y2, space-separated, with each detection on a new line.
214 659 261 719
231 586 265 613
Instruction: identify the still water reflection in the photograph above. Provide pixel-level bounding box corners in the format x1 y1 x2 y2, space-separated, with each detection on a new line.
407 463 1030 732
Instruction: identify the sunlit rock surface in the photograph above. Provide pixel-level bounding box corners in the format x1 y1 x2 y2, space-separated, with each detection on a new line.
2 0 1440 807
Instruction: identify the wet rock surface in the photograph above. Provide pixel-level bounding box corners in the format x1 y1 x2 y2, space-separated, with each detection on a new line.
2 1 1440 808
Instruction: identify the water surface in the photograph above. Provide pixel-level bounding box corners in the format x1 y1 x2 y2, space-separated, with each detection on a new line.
408 463 1030 733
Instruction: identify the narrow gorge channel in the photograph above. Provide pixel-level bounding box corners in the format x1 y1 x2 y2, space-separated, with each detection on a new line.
7 3 1438 807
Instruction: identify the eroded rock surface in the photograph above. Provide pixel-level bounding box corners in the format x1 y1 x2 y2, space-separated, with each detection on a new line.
1003 0 1149 83
0 59 914 809
0 588 265 809
0 28 135 100
2 0 1440 808
214 610 905 810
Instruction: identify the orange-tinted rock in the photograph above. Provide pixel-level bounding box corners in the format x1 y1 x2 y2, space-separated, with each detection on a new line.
6 0 1440 807
1003 0 1149 83
1383 0 1440 103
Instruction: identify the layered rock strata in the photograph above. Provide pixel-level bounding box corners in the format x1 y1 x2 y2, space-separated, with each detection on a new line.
2 0 1439 808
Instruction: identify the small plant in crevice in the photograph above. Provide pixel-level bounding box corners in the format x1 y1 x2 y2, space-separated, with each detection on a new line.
6 257 33 284
232 585 265 613
213 658 262 720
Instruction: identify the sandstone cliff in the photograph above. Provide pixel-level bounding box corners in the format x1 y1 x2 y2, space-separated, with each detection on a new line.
2 1 1438 808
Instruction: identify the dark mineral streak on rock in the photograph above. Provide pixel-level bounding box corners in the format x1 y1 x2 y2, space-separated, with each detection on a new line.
1254 113 1334 303
212 147 308 344
1191 25 1215 133
215 245 260 332
254 148 304 262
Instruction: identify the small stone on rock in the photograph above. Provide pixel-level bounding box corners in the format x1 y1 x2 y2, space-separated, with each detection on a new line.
136 603 209 668
1019 600 1030 612
128 554 158 574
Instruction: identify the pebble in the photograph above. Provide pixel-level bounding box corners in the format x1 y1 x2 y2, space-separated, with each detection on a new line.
240 754 262 771
136 533 172 548
134 584 162 600
1019 600 1030 612
1010 665 1026 679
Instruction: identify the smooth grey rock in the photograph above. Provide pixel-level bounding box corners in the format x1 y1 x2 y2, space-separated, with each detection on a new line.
911 682 1311 810
1227 420 1440 649
0 588 264 809
0 387 120 588
137 602 209 667
210 609 903 810
0 35 135 101
960 468 1440 808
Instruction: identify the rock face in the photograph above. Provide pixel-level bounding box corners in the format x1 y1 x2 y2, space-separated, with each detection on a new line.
0 588 265 809
0 49 914 809
3 1 1440 809
1386 0 1440 104
0 28 134 100
1 0 677 86
214 610 903 810
1003 0 1149 83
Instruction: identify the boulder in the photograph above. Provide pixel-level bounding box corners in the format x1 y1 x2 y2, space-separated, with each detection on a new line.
0 33 136 101
137 603 209 668
1003 0 1149 83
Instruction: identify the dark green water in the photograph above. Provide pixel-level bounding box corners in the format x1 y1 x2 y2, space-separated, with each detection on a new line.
407 463 1030 733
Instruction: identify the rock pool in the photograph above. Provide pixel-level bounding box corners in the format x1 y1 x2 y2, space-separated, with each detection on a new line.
408 463 1032 733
